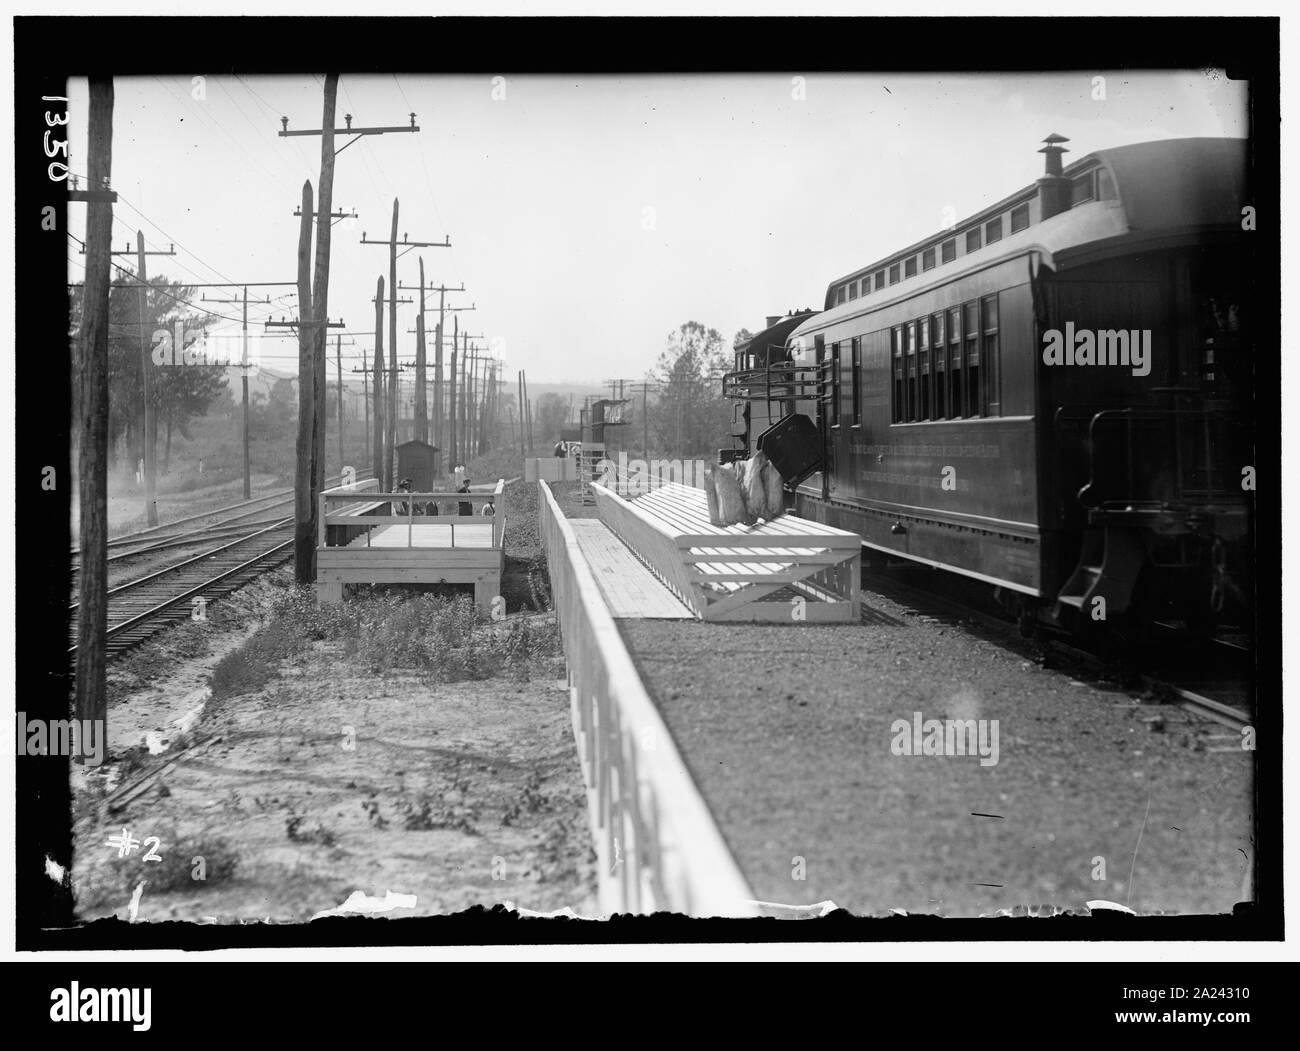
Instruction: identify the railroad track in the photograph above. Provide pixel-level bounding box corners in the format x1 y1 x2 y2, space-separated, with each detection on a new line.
860 563 1253 731
71 469 371 563
68 518 295 660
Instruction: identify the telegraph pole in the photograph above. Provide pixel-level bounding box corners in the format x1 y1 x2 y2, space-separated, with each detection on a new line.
244 292 251 497
112 233 175 527
416 258 426 442
463 347 493 456
517 371 526 457
387 200 398 489
294 172 316 583
278 82 415 571
351 357 375 465
75 75 115 737
400 278 468 449
203 286 293 499
372 276 385 484
334 334 356 472
449 316 459 468
361 210 449 486
629 381 659 461
371 279 413 484
455 335 484 460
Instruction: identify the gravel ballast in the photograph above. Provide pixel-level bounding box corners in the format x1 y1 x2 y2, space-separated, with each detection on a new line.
617 599 1253 917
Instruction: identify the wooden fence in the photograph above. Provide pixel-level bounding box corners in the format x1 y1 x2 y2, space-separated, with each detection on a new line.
538 480 756 916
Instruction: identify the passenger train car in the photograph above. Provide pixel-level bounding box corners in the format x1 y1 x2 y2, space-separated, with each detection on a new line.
724 135 1253 641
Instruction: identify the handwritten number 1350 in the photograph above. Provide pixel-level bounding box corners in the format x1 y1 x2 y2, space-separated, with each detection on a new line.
42 96 69 182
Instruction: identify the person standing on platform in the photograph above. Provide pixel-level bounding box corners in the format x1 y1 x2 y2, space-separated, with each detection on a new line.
394 478 413 516
457 478 473 517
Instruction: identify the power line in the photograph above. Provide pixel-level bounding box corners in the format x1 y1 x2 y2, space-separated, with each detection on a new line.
67 232 251 325
112 192 242 287
150 75 286 190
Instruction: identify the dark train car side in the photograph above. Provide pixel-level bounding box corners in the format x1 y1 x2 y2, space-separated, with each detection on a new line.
733 135 1252 639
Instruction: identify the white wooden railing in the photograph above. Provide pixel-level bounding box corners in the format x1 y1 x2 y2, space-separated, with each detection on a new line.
538 480 756 916
318 479 506 549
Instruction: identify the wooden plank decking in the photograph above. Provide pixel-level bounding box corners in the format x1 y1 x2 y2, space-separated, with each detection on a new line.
592 481 862 622
316 480 506 607
569 520 694 619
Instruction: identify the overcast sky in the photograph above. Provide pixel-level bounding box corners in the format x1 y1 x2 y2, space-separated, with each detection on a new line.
64 71 1247 384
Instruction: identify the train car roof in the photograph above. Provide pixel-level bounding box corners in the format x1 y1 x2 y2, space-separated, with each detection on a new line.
739 311 817 359
792 136 1246 345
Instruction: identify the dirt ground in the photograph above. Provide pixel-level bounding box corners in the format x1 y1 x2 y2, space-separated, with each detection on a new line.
72 574 598 924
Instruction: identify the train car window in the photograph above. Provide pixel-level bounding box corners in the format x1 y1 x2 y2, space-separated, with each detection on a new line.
948 307 963 417
1071 170 1096 206
836 285 847 305
966 228 981 253
848 279 858 301
905 321 918 422
851 338 862 425
963 301 981 416
1096 167 1116 200
922 248 936 271
941 238 956 264
891 326 904 423
814 334 826 430
982 295 1000 416
905 256 918 278
830 343 841 426
889 263 900 285
918 317 931 420
1010 203 1030 233
875 269 886 290
985 217 1003 244
932 313 947 420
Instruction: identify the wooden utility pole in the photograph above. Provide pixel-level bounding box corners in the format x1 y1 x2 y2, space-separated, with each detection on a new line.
415 258 427 441
518 371 526 457
467 346 477 456
629 381 657 460
105 237 172 521
449 316 459 467
310 74 340 506
361 214 447 484
205 285 289 500
352 358 373 465
362 364 369 463
135 232 157 527
75 76 114 738
386 199 398 489
400 278 468 449
293 179 316 584
519 370 533 452
242 291 252 497
335 334 345 470
435 298 444 450
372 276 385 484
276 77 415 551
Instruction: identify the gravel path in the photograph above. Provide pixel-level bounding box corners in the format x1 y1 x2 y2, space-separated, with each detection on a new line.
617 594 1253 917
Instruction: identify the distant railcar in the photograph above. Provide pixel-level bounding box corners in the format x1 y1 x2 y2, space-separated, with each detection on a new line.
724 135 1253 641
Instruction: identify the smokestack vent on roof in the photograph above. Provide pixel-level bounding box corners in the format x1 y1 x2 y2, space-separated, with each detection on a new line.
765 315 781 329
1036 132 1072 221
